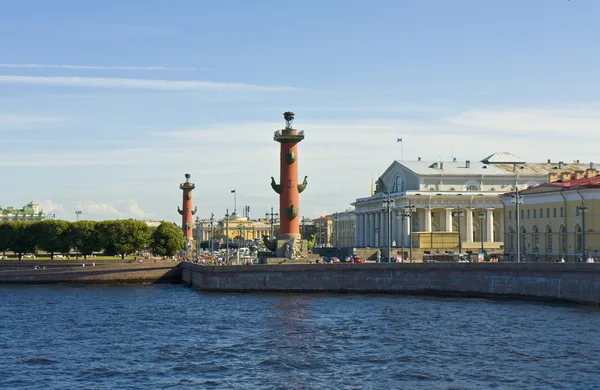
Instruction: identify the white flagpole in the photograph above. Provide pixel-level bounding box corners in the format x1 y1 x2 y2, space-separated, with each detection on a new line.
401 140 404 161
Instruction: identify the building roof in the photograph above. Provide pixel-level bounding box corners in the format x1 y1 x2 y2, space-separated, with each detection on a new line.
501 171 600 197
480 152 526 164
395 156 593 178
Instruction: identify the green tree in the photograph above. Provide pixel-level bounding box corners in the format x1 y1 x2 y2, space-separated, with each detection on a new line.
68 220 102 259
8 222 37 260
150 222 184 257
0 222 11 258
98 220 151 259
31 220 72 259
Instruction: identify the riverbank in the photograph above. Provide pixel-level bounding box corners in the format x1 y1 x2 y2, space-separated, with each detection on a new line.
0 259 181 284
181 262 600 305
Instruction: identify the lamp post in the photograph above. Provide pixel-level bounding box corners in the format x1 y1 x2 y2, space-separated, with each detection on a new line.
334 214 339 258
404 203 416 262
301 216 306 239
209 213 215 253
195 216 201 254
225 209 230 262
265 207 278 240
399 210 404 262
578 204 588 260
382 193 394 262
452 207 464 256
511 189 523 262
75 210 82 222
478 210 485 259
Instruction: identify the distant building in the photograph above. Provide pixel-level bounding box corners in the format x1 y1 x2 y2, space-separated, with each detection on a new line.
143 220 166 228
313 215 333 246
352 152 595 256
0 201 45 222
332 210 356 247
500 164 600 262
196 212 272 242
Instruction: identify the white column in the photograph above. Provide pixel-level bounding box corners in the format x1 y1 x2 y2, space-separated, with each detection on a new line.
425 207 432 232
466 208 473 243
403 213 410 247
445 208 453 232
365 212 373 246
361 213 369 247
486 208 494 242
392 209 401 246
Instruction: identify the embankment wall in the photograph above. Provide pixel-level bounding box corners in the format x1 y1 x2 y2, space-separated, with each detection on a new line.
0 261 181 284
180 262 600 305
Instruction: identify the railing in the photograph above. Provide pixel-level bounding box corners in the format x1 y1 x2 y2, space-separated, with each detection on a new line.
274 130 304 137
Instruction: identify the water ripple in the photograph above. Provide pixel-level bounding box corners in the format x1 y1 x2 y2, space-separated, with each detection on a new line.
0 286 599 389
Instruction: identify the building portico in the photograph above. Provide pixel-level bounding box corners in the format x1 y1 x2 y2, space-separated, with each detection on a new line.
352 153 591 258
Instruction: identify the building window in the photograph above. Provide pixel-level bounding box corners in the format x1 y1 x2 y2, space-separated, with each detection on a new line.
540 208 543 218
533 226 539 251
546 208 550 218
509 210 512 220
553 208 557 218
466 185 479 191
576 206 579 216
527 210 530 219
521 227 527 250
546 226 553 251
521 210 524 220
509 227 515 249
575 224 582 251
559 225 567 253
560 207 564 217
533 209 537 219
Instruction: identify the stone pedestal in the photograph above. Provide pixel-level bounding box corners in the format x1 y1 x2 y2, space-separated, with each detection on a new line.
274 238 309 259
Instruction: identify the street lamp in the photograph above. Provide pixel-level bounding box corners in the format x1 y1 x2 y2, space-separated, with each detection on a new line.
511 189 523 262
452 207 464 256
195 216 201 254
209 213 215 253
478 210 485 259
265 207 278 240
225 209 230 262
578 204 588 260
75 210 82 222
333 214 340 257
404 203 416 262
382 193 394 262
301 216 306 239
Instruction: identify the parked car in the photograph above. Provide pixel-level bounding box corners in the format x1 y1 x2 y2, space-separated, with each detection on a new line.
353 257 363 263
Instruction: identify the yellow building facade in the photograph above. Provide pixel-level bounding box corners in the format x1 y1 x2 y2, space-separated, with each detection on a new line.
500 168 600 262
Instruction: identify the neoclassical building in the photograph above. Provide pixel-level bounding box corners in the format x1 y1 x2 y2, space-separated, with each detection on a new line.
196 212 272 242
0 202 46 221
500 165 600 262
352 153 593 256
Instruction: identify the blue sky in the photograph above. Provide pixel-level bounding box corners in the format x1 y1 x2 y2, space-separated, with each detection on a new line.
1 0 599 223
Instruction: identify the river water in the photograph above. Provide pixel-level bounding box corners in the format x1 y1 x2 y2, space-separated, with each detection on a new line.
1 285 599 389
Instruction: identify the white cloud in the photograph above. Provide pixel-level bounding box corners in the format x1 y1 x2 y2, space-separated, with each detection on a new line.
0 63 197 71
0 114 73 127
117 200 147 217
0 75 296 92
35 200 65 213
73 200 149 219
5 104 600 222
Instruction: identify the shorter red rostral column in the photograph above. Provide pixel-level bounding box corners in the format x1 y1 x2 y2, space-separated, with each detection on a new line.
271 112 307 240
177 173 197 240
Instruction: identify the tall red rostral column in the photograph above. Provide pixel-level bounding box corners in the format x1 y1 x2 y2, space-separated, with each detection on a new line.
271 112 307 240
177 173 197 240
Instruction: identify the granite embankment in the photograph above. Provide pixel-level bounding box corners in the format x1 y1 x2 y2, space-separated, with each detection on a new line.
181 262 600 305
0 259 181 284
